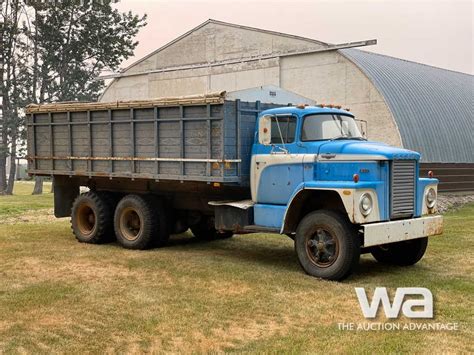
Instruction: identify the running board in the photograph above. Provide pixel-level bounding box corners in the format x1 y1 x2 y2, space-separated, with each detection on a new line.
209 200 280 234
241 225 280 234
208 199 254 209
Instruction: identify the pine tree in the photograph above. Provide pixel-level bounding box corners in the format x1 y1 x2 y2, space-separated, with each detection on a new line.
0 0 147 194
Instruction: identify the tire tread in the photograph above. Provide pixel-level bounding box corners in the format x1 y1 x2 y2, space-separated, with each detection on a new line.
114 194 159 250
71 191 113 244
295 210 360 281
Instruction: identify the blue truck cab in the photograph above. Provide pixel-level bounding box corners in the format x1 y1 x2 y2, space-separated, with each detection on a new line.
214 104 443 280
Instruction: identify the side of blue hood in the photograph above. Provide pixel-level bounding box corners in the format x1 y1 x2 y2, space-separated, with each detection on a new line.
318 140 421 160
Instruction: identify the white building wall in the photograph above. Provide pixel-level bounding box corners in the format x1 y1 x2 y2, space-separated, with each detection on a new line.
279 51 401 146
123 21 326 75
101 22 402 147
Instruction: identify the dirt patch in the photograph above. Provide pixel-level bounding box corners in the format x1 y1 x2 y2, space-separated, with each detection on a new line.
0 321 10 332
3 209 58 224
6 256 140 285
209 280 251 296
167 317 291 352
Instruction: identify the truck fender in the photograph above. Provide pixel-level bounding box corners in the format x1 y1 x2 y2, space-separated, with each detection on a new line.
281 185 381 233
281 187 355 234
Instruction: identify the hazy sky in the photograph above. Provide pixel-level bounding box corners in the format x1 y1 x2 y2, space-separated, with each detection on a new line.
114 0 473 74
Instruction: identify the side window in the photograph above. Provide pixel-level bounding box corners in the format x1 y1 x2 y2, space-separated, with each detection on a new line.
270 116 296 144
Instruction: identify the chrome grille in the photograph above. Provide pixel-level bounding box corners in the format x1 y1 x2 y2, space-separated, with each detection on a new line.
390 160 416 219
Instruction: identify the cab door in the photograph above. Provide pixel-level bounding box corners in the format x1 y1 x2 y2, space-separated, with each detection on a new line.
251 114 304 204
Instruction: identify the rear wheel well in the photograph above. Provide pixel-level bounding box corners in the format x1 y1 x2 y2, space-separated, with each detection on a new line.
282 189 348 233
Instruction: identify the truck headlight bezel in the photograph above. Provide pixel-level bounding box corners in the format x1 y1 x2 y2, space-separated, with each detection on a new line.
359 193 373 216
426 187 437 209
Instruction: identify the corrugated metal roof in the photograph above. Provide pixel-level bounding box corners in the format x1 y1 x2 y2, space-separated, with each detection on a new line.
340 49 474 163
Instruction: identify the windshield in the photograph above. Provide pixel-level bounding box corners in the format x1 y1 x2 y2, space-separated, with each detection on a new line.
301 114 364 141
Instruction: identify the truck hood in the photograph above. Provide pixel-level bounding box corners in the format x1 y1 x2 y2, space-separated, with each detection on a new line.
318 140 420 160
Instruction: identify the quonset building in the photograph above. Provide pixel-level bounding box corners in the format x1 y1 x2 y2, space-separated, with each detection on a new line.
101 19 474 191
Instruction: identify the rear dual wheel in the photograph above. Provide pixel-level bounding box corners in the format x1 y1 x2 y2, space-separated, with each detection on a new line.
71 191 115 244
114 194 169 249
71 192 169 249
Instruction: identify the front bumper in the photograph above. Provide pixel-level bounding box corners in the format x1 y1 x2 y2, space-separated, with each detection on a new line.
362 215 443 247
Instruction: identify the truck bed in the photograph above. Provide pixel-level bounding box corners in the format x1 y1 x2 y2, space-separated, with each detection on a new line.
26 92 277 186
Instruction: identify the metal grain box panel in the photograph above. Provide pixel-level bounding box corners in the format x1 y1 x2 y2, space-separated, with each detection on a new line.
26 96 279 186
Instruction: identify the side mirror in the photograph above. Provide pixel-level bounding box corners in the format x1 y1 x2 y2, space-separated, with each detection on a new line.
356 119 368 138
258 115 272 145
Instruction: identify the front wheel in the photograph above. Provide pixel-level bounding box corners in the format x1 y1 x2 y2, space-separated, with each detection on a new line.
371 238 428 266
295 210 360 281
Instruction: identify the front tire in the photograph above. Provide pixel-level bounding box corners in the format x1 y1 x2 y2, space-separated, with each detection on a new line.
371 238 428 266
114 195 158 250
295 210 360 281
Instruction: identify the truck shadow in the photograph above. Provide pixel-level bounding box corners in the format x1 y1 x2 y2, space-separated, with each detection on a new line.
350 256 429 282
110 233 426 280
164 233 301 272
165 234 427 279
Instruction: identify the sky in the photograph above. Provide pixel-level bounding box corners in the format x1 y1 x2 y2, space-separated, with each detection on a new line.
113 0 473 75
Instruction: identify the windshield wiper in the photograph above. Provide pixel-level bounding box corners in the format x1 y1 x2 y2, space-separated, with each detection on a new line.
329 136 367 141
329 135 351 141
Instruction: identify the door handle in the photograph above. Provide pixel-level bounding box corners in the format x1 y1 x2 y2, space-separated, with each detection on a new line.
321 153 336 159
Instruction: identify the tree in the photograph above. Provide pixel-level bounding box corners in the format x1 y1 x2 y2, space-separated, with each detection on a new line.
0 0 28 195
0 0 147 194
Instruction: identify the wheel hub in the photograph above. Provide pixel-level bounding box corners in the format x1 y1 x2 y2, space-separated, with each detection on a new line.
306 228 339 267
120 208 143 241
76 204 96 236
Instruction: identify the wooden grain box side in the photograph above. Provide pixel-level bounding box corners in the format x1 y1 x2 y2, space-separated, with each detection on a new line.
27 99 281 185
28 102 235 183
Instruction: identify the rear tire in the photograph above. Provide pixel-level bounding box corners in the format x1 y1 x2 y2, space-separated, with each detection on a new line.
191 216 233 240
371 238 428 266
114 195 157 250
71 191 114 244
295 210 360 281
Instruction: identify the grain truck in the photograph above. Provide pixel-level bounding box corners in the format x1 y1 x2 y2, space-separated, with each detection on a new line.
26 89 443 280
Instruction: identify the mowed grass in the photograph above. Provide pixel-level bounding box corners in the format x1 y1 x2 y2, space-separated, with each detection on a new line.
0 184 472 353
0 181 53 217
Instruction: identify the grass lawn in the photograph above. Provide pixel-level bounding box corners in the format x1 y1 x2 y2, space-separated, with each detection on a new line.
0 184 472 353
0 181 53 218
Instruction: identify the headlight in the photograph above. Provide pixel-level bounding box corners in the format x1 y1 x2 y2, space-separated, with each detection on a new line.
426 188 437 208
359 193 373 216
